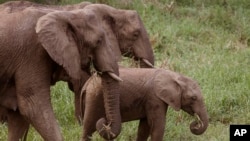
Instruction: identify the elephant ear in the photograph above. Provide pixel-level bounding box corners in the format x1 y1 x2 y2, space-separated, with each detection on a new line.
36 11 81 79
154 70 185 111
103 15 122 62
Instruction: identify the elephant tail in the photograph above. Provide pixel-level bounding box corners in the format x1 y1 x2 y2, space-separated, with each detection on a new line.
21 127 29 141
80 73 101 122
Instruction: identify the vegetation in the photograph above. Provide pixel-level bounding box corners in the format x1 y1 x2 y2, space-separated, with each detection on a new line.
0 0 249 140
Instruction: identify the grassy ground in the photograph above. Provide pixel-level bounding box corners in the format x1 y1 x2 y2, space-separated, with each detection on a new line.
0 0 249 140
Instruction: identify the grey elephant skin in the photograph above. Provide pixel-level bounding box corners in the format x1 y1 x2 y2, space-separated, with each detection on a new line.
81 68 209 141
0 3 122 141
0 1 154 140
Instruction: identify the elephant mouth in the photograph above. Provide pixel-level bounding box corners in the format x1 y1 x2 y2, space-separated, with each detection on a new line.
190 113 208 135
88 60 123 82
183 106 195 116
189 111 203 127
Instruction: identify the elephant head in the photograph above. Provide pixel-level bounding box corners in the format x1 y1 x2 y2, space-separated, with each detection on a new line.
36 9 120 80
36 9 122 139
154 70 209 135
84 4 154 68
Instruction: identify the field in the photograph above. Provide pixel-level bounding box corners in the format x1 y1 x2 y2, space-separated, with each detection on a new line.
0 0 249 140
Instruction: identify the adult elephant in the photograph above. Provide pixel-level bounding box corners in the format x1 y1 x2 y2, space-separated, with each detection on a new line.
81 68 209 141
0 6 121 141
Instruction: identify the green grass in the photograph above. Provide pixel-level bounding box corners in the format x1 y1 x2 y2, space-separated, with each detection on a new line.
0 0 250 140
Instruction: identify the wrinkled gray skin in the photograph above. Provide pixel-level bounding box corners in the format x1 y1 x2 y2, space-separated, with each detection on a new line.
0 5 121 141
81 68 209 141
0 1 154 141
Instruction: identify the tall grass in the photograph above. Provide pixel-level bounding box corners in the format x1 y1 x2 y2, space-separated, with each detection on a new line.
0 0 249 140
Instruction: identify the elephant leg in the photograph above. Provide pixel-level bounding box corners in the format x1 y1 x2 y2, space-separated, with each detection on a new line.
82 114 100 141
7 110 29 141
72 71 91 124
15 67 63 141
74 92 82 124
0 106 8 123
147 102 167 141
136 118 150 141
81 125 96 141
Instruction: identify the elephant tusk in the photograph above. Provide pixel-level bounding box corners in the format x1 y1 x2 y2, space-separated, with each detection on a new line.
107 72 123 82
194 113 204 129
142 58 154 68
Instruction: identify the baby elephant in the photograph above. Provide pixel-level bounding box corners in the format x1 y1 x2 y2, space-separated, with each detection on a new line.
81 68 209 141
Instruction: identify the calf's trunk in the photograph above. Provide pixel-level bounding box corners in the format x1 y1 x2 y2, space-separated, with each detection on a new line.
190 105 209 135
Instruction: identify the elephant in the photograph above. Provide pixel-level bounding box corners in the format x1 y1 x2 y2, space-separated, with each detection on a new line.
0 1 154 140
83 4 154 68
81 68 209 141
0 6 122 141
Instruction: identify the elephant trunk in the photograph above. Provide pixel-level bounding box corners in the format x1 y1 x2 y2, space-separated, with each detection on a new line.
96 73 121 140
190 106 209 135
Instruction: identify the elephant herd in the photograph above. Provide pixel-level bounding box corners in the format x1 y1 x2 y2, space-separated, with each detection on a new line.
0 1 208 141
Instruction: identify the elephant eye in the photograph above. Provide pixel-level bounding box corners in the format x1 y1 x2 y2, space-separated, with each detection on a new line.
95 36 103 47
191 96 197 101
133 30 140 39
